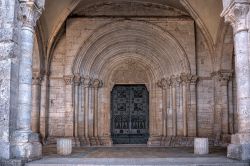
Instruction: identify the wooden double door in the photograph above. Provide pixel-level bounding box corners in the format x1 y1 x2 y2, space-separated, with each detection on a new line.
111 85 149 144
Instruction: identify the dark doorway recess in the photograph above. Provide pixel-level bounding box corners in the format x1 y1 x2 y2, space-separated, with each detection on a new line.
111 84 149 144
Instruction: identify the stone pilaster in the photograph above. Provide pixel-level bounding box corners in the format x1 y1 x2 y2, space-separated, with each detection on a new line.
31 72 42 133
63 75 74 138
188 75 198 137
11 0 43 159
212 70 232 142
221 1 250 160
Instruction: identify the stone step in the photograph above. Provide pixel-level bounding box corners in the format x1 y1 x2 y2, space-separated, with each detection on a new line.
26 157 250 166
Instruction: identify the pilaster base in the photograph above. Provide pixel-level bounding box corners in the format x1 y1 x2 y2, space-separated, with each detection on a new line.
11 131 42 159
227 133 250 160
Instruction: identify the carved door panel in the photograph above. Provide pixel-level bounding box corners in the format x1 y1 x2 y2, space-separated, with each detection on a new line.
111 85 149 144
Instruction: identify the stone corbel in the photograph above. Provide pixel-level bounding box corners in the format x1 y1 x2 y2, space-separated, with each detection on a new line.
221 1 250 34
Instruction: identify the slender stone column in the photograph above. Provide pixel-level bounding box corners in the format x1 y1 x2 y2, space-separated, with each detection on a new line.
157 79 168 141
92 79 102 145
31 72 42 133
83 76 91 146
222 1 250 160
189 75 198 136
73 75 81 146
171 76 178 136
39 72 49 144
167 79 173 136
12 0 43 159
181 74 189 137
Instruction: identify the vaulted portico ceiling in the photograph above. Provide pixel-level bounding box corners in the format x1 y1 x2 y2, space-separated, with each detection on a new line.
40 0 223 62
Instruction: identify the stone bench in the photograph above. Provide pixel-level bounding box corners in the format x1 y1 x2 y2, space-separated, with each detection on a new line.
194 138 209 155
57 138 72 155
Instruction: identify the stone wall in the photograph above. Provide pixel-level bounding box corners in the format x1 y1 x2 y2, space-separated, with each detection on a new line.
0 0 21 159
42 16 235 146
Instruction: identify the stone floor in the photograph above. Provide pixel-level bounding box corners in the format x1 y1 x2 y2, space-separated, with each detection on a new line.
26 145 250 166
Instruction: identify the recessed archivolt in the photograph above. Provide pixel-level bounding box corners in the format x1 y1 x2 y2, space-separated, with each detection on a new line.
98 54 159 88
73 20 191 78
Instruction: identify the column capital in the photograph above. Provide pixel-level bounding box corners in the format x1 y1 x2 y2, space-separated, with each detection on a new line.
32 72 42 85
157 78 168 89
19 0 43 29
82 76 92 88
92 79 103 89
180 73 198 85
63 75 74 85
221 2 250 34
170 75 182 86
73 75 81 86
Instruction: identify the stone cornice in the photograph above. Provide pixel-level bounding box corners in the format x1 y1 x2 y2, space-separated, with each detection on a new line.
221 1 250 34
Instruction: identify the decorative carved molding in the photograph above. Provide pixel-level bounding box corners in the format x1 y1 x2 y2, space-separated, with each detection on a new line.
63 75 74 85
221 2 250 33
19 1 43 29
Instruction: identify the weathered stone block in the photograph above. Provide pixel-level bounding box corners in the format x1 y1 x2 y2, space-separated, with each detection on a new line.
194 138 209 155
227 143 250 160
57 138 72 155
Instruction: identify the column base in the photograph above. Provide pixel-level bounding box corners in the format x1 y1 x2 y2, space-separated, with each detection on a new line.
99 136 112 146
11 131 42 159
227 133 250 160
147 136 162 146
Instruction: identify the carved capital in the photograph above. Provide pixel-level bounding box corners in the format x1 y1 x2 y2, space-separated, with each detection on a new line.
92 79 103 89
74 75 81 86
19 1 43 29
32 72 42 85
211 70 233 85
82 76 92 88
222 2 250 33
170 75 182 86
157 78 168 89
63 75 74 85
